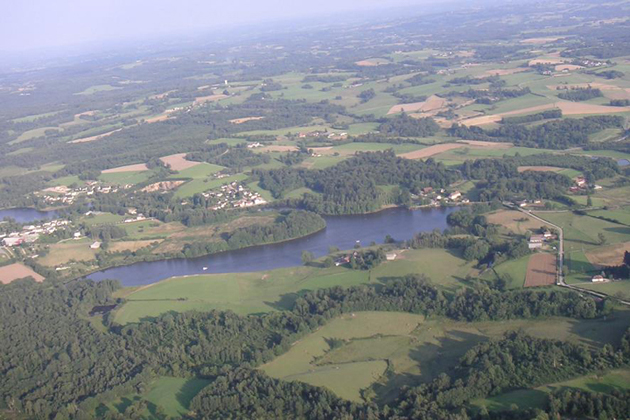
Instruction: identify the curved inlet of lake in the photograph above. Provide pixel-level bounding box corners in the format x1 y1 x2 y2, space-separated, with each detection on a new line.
87 206 456 286
0 208 59 223
618 159 629 167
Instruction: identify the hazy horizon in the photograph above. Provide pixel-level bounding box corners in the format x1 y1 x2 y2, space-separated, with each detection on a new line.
3 0 462 54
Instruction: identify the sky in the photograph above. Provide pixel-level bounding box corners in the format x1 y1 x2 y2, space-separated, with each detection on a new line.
2 0 449 53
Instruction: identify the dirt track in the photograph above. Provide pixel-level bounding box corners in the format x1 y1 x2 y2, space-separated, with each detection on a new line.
525 253 557 287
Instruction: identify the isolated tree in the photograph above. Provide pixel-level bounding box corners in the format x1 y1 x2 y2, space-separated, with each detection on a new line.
301 250 314 265
586 195 593 207
598 233 607 245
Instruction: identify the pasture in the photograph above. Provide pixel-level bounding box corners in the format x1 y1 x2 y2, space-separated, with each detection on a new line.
486 209 551 234
99 170 153 185
38 240 97 267
173 173 247 198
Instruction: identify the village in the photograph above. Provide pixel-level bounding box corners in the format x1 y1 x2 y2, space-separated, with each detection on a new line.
0 218 71 247
201 182 267 210
37 181 132 206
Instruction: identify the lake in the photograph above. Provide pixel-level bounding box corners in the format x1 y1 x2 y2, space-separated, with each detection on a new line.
87 206 456 286
0 208 59 224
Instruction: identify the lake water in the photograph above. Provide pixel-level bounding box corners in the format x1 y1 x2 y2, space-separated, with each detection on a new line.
0 208 59 224
618 159 629 167
87 206 456 286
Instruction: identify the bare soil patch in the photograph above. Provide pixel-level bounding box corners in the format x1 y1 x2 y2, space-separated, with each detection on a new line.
230 116 264 124
529 58 565 66
145 114 171 123
159 153 201 171
399 144 462 159
69 128 123 144
141 180 185 193
0 263 44 284
556 101 630 115
518 166 563 173
355 59 388 67
525 253 557 287
102 163 149 173
586 242 630 267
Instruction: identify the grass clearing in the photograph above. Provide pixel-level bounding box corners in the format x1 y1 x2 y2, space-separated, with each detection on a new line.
114 265 371 324
38 239 97 267
485 255 532 289
74 84 121 95
174 173 247 198
99 170 153 185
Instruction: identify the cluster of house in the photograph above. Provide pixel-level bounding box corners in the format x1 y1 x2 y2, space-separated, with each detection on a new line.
38 182 131 206
572 59 608 68
419 187 469 206
247 142 263 148
528 229 555 250
297 131 348 140
569 177 602 193
201 182 267 210
516 199 543 208
1 219 70 247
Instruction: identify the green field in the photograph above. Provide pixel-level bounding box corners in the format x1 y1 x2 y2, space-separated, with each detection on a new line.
82 212 126 226
114 265 371 324
473 369 630 412
168 162 224 179
99 170 153 185
484 254 531 289
100 376 210 418
262 310 630 404
74 84 121 95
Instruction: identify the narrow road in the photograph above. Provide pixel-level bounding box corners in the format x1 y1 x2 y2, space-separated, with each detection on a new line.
506 203 630 306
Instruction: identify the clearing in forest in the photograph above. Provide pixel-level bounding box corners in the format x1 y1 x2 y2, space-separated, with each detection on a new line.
524 253 557 287
387 95 447 115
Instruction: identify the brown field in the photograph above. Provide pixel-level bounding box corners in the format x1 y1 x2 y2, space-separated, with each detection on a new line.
521 37 561 44
0 263 44 284
518 166 563 173
387 95 446 115
69 128 123 144
102 163 149 173
141 180 185 192
108 240 163 253
145 114 171 123
586 242 630 267
399 143 463 159
159 153 201 171
457 140 512 148
355 58 389 67
229 116 264 124
525 253 557 287
193 94 228 105
487 210 550 234
259 145 299 152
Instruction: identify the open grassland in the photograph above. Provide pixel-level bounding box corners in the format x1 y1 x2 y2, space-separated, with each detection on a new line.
113 266 371 324
74 84 121 95
263 310 630 404
100 376 210 419
0 263 45 284
121 220 185 240
82 212 126 226
38 240 97 267
540 212 630 254
472 369 630 412
107 240 162 253
485 255 531 289
261 312 423 402
487 209 551 234
99 170 153 185
168 162 224 180
113 248 475 324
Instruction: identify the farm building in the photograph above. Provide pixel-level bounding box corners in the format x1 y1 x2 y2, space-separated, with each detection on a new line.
90 242 101 249
386 252 397 261
591 275 606 283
